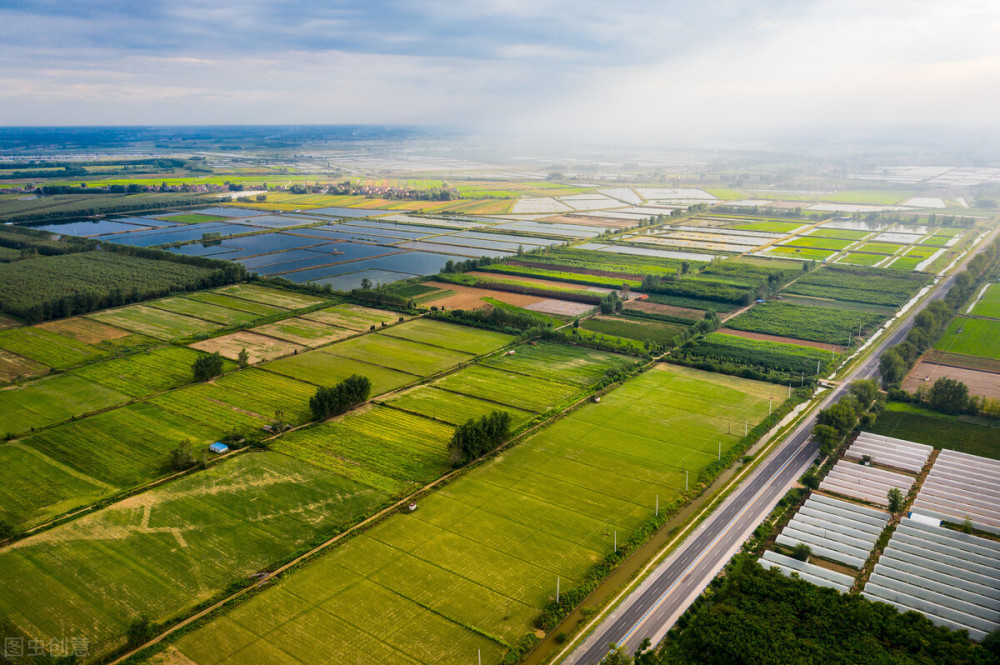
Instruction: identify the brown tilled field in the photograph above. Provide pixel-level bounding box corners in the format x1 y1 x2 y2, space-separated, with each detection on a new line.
190 331 305 363
903 360 1000 399
37 317 131 343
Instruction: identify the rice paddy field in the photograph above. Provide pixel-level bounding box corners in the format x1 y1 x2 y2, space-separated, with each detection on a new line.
0 452 387 659
725 301 885 345
580 314 686 346
251 317 356 347
146 296 264 326
87 304 222 340
212 283 329 309
71 346 229 398
301 303 408 330
933 316 1000 360
765 246 835 261
0 321 153 370
162 365 775 665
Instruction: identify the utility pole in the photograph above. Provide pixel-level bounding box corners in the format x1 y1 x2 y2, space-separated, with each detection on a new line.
556 577 560 603
769 398 772 415
718 440 721 460
817 358 821 375
685 470 689 492
655 494 659 516
614 530 617 553
788 383 792 398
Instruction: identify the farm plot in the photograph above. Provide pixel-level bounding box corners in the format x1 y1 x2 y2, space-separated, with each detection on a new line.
910 450 1000 535
731 221 807 233
72 346 227 398
725 301 884 345
864 517 1000 641
581 315 686 346
190 331 304 363
379 318 514 355
844 433 932 473
150 369 316 432
274 406 453 495
0 373 130 436
969 283 1000 319
146 296 262 325
384 387 535 428
784 265 928 307
169 364 775 665
903 360 1000 399
773 494 888 569
324 333 473 377
18 401 217 491
301 303 406 330
765 246 836 261
819 459 915 507
0 348 47 383
807 228 872 240
856 242 906 255
87 304 221 340
262 348 417 394
251 317 355 347
433 365 578 413
481 341 635 386
935 317 1000 360
0 442 114 528
781 237 855 251
0 452 387 660
684 332 835 375
0 324 148 369
211 283 329 309
864 402 1000 460
183 291 287 317
836 252 884 267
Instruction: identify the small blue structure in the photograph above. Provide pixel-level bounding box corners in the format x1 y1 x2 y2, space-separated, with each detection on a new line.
209 442 229 454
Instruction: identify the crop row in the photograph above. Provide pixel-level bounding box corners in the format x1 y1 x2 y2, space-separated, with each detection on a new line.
480 263 642 289
726 301 886 345
785 265 927 306
686 332 836 375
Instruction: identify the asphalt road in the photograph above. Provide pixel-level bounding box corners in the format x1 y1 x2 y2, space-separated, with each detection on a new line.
564 231 996 665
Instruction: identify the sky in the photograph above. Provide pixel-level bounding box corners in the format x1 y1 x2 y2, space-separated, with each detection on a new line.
2 0 1000 141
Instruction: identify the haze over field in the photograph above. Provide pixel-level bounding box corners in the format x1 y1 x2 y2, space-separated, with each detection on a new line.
3 0 1000 142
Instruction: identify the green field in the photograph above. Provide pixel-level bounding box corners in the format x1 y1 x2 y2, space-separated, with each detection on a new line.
480 341 636 386
147 296 263 325
0 323 152 369
262 348 417 393
970 283 1000 319
781 237 855 251
385 387 535 428
0 372 130 436
379 318 514 355
167 365 775 665
87 304 221 340
184 291 287 317
150 369 317 431
934 316 1000 360
784 265 927 307
434 365 579 412
212 283 329 309
0 348 47 383
856 242 905 255
581 314 686 346
725 301 884 345
687 332 835 375
274 406 454 494
766 246 836 261
920 235 954 247
20 401 218 489
0 452 387 659
324 332 473 376
301 303 408 331
885 255 924 271
836 252 884 267
865 402 1000 460
72 346 231 398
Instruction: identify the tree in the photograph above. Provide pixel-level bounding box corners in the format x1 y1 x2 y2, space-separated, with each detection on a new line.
192 352 224 382
310 374 371 421
879 348 907 386
169 439 198 471
126 614 154 648
887 487 904 513
791 543 811 561
449 411 511 466
848 379 879 407
599 645 633 665
812 424 840 457
817 401 858 436
927 377 970 415
360 277 372 291
237 347 250 368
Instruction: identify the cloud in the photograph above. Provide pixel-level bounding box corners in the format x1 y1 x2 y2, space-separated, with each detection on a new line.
0 0 998 141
